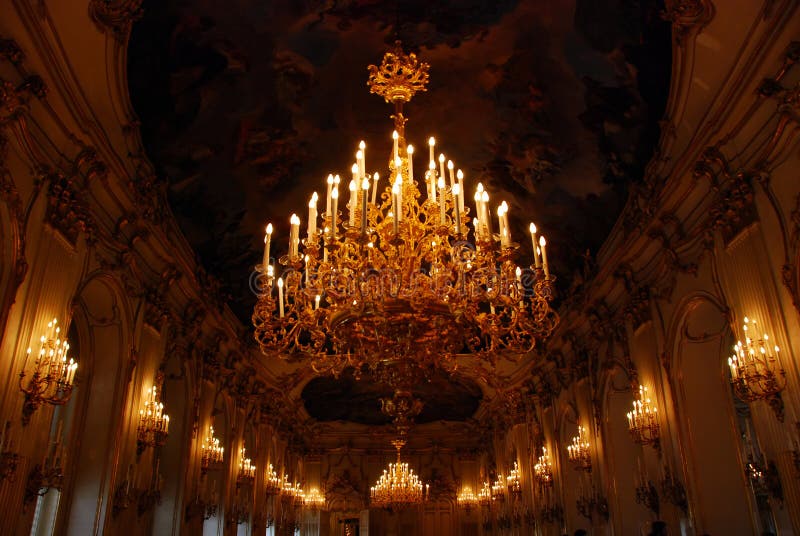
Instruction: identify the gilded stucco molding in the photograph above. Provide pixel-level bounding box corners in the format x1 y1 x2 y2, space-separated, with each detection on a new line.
783 193 800 313
88 0 144 40
661 0 716 44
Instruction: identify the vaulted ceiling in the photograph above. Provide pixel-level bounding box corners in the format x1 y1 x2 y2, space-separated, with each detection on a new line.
127 0 671 429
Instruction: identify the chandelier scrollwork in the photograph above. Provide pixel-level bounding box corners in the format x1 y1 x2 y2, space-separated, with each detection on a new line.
251 43 559 393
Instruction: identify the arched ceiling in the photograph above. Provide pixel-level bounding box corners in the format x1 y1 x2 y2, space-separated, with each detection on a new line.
126 0 671 428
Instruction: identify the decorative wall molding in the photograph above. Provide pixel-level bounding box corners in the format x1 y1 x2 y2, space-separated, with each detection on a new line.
88 0 144 40
661 0 716 43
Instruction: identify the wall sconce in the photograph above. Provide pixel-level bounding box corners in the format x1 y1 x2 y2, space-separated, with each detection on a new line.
567 425 592 471
457 487 478 513
136 385 169 455
236 446 255 487
265 463 281 495
506 461 522 499
200 426 224 474
23 422 65 504
635 458 659 515
478 480 492 509
0 421 20 483
728 316 786 420
627 385 660 448
575 482 608 522
18 319 78 424
490 474 505 502
534 446 554 488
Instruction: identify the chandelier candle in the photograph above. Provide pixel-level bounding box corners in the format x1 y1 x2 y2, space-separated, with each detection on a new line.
308 193 317 238
326 174 333 217
371 172 380 204
263 224 273 270
428 161 437 202
406 145 414 182
457 169 465 215
539 236 549 278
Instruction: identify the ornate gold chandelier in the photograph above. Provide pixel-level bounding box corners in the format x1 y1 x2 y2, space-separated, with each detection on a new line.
251 42 559 390
370 438 428 509
728 316 786 413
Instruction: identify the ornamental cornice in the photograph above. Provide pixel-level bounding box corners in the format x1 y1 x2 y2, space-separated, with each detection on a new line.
88 0 144 40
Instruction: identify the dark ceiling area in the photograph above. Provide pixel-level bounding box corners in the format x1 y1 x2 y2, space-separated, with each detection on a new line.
301 369 483 425
127 0 671 324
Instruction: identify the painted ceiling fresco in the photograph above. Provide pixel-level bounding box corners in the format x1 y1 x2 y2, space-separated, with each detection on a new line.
128 0 670 423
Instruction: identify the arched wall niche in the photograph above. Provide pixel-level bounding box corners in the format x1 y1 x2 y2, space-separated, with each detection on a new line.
152 337 193 535
0 163 27 353
557 398 584 532
666 292 760 534
56 272 133 536
599 363 650 535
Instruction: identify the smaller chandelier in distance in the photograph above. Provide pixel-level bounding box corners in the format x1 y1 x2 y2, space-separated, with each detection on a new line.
303 488 325 510
237 447 255 487
626 385 659 447
200 426 224 474
728 316 786 418
136 385 169 454
370 438 428 510
457 487 478 513
534 447 554 488
506 461 522 499
19 318 78 424
567 425 592 471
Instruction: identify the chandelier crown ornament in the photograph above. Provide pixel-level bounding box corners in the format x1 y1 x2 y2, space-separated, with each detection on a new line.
728 316 786 420
370 437 428 510
367 41 429 105
136 384 169 455
19 318 78 424
567 425 592 471
252 43 559 396
626 385 660 448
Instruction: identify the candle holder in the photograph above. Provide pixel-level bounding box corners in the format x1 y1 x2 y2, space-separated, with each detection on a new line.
523 507 537 527
185 495 218 522
659 467 688 514
137 472 163 517
576 486 609 521
0 421 20 483
112 479 135 518
635 479 660 515
746 457 783 502
23 444 64 504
